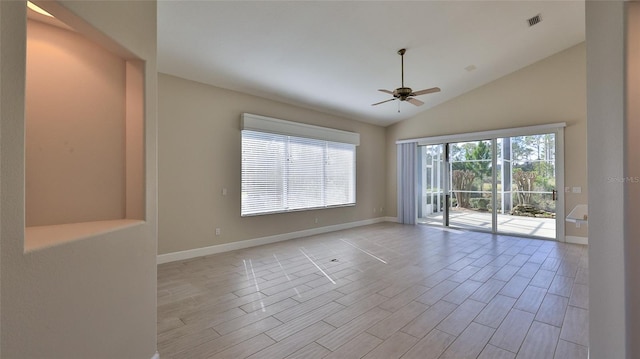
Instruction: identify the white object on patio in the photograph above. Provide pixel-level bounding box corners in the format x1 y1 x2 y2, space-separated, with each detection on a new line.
566 204 588 227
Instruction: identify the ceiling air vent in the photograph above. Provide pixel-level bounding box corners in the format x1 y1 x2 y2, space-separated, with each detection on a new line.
527 14 542 27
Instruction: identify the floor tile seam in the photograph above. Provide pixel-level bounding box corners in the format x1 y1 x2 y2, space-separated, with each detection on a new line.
212 311 285 337
174 292 249 315
557 338 589 350
166 327 268 358
263 324 305 343
290 300 347 324
178 305 248 326
475 341 516 359
402 303 459 337
366 302 431 338
257 282 316 298
486 310 536 355
516 319 562 358
313 338 335 353
513 293 546 315
534 293 570 328
156 326 219 347
472 301 515 338
234 291 302 313
435 299 488 337
431 326 472 359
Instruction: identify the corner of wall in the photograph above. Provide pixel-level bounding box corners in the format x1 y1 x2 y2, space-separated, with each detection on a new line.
586 2 627 358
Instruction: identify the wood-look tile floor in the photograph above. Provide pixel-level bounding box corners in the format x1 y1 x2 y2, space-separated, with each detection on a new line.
157 223 589 359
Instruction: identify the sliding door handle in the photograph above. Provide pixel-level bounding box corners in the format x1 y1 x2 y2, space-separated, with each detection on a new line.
552 189 557 201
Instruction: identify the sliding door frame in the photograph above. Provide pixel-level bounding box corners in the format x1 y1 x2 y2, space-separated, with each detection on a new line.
404 123 566 241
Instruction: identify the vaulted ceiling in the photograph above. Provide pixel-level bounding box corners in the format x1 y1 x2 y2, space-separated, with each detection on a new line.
158 1 585 127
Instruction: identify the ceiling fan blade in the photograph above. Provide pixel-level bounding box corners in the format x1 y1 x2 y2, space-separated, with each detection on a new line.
411 87 441 96
406 97 424 106
371 98 396 106
378 89 394 95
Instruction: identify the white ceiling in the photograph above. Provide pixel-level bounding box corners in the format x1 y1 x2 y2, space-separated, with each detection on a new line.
158 1 585 127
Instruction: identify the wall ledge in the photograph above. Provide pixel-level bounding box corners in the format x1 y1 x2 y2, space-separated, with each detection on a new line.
565 235 588 245
25 219 145 252
157 217 389 264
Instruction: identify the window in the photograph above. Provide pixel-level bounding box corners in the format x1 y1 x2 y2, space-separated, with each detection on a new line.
241 114 358 216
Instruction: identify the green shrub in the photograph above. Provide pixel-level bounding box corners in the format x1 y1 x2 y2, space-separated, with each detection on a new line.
469 198 490 210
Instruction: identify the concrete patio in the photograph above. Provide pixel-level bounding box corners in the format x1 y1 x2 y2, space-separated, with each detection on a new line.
419 209 556 239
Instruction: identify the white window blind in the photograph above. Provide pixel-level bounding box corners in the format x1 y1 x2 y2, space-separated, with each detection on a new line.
325 142 356 206
241 126 356 216
287 137 325 210
241 131 286 215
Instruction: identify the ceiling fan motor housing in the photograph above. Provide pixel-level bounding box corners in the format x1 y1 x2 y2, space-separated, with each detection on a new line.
394 87 413 100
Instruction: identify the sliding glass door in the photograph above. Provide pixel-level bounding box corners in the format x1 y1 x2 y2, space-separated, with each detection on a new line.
496 134 556 238
448 140 493 231
417 131 560 240
417 144 445 226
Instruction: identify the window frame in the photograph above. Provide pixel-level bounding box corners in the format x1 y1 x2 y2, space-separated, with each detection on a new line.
240 114 359 217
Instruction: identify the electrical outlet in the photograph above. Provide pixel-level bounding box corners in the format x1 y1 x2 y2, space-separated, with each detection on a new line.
314 218 318 224
373 208 377 213
215 228 221 236
222 188 227 196
572 187 582 194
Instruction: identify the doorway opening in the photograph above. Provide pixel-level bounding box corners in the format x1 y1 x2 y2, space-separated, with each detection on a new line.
417 131 561 240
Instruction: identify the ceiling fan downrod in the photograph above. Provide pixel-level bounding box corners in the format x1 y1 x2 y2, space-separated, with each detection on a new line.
398 48 406 88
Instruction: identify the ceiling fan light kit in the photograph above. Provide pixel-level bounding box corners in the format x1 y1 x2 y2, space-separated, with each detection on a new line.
372 48 441 107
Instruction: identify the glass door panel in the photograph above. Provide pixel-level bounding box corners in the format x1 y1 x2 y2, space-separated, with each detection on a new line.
417 144 445 226
448 140 493 231
497 134 556 238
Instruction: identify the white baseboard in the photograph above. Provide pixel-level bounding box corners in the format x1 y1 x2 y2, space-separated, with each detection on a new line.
565 235 588 245
151 352 160 359
157 217 390 264
384 216 400 223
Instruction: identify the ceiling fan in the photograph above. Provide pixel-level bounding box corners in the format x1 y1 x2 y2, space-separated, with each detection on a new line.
372 48 441 107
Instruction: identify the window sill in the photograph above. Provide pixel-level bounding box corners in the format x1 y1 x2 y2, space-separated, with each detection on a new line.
242 203 356 217
25 219 145 253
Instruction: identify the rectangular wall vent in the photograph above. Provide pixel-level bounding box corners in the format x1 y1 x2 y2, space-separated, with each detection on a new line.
527 14 542 27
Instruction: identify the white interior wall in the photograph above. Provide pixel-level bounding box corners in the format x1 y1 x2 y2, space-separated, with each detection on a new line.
625 3 640 357
0 1 158 358
585 2 627 358
25 19 126 226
